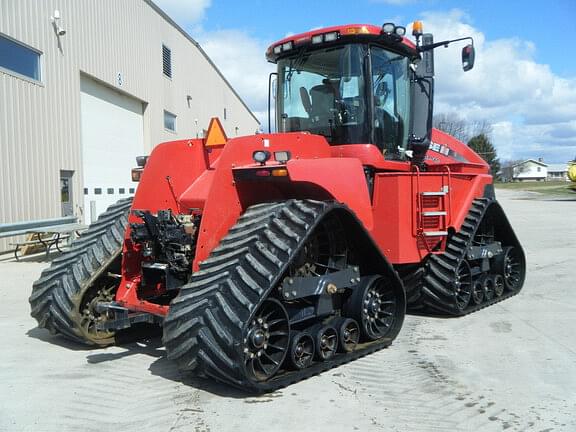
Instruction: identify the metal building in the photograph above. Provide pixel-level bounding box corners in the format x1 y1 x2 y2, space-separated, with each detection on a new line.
0 0 259 250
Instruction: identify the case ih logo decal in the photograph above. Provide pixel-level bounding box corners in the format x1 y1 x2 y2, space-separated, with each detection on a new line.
428 141 468 163
429 142 451 156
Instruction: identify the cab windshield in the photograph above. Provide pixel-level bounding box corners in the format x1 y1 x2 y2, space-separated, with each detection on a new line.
277 43 411 159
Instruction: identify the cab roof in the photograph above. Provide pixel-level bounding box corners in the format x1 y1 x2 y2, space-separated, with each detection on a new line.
266 23 418 63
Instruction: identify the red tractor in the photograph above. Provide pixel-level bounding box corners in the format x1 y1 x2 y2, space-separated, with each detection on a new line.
30 21 525 391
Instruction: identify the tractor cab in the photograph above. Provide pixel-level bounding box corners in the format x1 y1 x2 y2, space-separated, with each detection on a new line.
267 23 475 163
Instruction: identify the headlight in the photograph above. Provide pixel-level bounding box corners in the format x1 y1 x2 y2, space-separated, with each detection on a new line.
324 31 339 42
274 151 291 163
382 23 395 34
395 26 406 36
312 34 323 44
253 150 271 164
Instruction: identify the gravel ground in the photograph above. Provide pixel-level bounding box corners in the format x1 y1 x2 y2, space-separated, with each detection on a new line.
0 189 575 432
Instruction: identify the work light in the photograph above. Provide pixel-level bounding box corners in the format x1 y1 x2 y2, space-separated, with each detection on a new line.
395 26 406 36
382 23 395 34
324 31 339 42
253 150 271 164
312 34 323 44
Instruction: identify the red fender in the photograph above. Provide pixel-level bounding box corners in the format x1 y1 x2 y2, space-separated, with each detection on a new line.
286 158 373 230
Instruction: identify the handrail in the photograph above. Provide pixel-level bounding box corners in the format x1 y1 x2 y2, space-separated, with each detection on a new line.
411 164 421 237
441 165 452 226
0 216 77 238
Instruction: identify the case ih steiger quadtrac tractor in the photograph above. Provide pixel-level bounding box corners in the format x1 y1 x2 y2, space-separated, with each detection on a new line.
30 21 526 391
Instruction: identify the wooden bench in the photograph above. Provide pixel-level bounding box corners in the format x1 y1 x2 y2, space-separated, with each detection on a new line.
0 217 87 261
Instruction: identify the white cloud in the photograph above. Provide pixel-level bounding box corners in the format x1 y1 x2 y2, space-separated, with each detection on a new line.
196 30 275 128
152 0 211 25
417 9 576 162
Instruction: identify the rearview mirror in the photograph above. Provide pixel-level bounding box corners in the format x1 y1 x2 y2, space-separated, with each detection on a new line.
462 44 475 71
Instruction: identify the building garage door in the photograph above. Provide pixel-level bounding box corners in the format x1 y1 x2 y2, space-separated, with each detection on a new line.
80 76 144 224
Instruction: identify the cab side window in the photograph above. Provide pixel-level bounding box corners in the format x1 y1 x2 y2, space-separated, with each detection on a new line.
371 47 410 159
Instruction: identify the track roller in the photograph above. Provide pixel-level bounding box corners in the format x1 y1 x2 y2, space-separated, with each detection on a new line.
313 324 338 361
494 274 505 297
336 318 360 353
472 279 485 305
483 275 495 301
287 332 315 370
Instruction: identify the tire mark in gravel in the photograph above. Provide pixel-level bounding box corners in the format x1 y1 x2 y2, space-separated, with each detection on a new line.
328 317 547 432
39 345 209 432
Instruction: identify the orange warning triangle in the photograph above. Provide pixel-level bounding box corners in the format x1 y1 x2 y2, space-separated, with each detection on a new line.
204 117 228 147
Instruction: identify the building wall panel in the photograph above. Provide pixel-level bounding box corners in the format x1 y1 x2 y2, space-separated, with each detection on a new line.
0 0 259 251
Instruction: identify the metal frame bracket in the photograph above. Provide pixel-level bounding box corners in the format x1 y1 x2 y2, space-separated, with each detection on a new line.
280 267 360 301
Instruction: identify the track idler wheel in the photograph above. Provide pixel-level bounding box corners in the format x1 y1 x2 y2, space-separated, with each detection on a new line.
344 275 404 342
243 298 290 382
336 318 360 353
313 325 338 361
494 246 525 292
287 332 315 370
79 283 117 344
454 260 472 311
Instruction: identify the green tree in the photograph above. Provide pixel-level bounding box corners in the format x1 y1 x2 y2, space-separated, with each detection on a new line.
468 134 501 178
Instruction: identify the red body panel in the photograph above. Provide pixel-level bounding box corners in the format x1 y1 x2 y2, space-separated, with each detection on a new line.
182 133 332 267
427 128 489 170
331 145 411 171
116 139 216 314
116 130 492 315
371 171 491 263
287 158 373 230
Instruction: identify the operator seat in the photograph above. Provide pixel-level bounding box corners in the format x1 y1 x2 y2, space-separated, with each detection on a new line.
309 84 336 123
375 109 398 154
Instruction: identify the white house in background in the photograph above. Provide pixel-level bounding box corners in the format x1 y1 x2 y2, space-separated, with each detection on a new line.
547 164 569 181
507 159 548 181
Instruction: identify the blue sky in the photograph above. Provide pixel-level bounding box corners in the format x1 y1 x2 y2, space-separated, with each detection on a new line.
205 0 576 77
155 0 576 164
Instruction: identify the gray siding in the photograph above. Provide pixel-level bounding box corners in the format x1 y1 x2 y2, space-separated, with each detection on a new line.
0 0 259 251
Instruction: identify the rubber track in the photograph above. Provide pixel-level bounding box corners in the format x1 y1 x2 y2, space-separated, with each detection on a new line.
163 200 399 392
413 198 522 316
29 198 132 345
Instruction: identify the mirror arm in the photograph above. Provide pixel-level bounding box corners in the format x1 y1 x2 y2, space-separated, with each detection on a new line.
418 36 473 52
